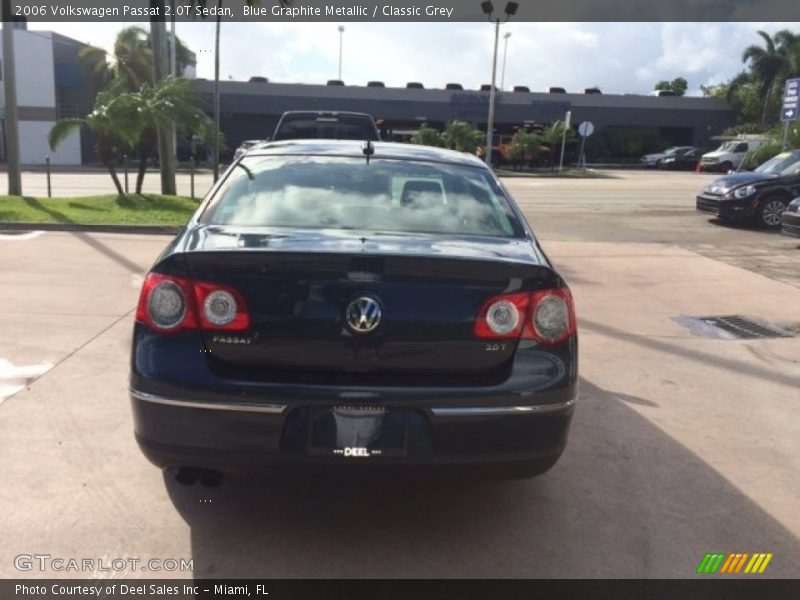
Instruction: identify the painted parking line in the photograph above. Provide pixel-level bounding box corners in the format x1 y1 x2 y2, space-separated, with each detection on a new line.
0 358 53 404
0 231 45 241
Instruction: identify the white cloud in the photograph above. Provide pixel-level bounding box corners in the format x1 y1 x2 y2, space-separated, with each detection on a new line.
29 21 800 96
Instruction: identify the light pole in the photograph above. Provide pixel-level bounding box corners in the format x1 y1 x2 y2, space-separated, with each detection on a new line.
500 31 511 91
481 1 518 167
338 26 345 81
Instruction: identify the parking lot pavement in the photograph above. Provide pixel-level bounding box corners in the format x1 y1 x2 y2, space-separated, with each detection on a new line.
1 173 799 578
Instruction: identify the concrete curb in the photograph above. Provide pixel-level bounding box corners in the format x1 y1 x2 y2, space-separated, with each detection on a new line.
0 222 181 235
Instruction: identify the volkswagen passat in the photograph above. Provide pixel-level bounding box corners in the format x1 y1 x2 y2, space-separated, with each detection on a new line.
130 141 578 479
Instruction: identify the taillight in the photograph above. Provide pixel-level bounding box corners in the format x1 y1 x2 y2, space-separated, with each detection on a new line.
135 273 197 332
473 293 530 339
528 288 576 345
193 281 250 331
136 273 250 333
474 288 576 344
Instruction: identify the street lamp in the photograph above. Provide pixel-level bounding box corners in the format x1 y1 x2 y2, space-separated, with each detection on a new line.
481 1 518 167
500 31 511 91
337 26 345 81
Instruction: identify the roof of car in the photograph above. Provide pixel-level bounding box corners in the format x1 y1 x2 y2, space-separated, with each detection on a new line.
245 140 488 168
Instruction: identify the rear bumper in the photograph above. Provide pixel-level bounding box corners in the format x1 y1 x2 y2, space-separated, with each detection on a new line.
781 211 800 238
130 383 576 469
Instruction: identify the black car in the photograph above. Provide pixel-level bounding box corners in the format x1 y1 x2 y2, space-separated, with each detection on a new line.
782 197 800 238
272 111 381 142
696 150 800 228
658 147 706 170
130 141 578 479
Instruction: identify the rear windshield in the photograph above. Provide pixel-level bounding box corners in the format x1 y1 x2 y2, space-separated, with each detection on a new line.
273 115 380 141
201 155 524 238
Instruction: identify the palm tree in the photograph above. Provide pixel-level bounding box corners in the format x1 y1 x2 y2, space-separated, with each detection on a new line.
508 130 544 169
442 121 484 153
115 77 216 193
541 120 576 169
48 92 139 195
774 30 800 77
410 123 444 147
79 26 195 94
742 31 790 126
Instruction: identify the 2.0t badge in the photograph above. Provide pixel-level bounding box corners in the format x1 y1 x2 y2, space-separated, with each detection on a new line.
345 296 382 334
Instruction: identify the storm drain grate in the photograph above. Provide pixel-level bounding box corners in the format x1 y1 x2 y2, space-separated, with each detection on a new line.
697 315 795 340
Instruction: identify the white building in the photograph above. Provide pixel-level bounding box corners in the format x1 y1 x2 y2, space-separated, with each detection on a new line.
0 25 88 166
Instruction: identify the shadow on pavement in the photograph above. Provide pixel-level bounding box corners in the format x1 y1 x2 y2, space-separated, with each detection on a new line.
164 378 800 578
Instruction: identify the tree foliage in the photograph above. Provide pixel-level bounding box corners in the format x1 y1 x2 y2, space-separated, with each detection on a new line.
655 77 688 96
441 121 484 153
410 123 444 147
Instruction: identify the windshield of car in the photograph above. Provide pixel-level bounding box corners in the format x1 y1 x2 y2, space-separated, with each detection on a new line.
273 114 380 141
755 152 800 175
201 155 524 238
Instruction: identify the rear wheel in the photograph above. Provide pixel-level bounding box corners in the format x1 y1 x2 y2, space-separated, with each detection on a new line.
757 196 788 229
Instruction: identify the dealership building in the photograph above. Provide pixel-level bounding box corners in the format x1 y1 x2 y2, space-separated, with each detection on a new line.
1 24 737 166
192 78 738 152
0 24 95 165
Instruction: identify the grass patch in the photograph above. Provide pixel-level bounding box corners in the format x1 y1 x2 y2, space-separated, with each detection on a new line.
0 194 200 226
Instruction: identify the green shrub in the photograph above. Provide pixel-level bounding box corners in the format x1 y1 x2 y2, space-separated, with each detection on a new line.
742 142 783 169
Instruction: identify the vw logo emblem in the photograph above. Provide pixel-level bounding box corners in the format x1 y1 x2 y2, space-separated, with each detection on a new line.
345 297 382 334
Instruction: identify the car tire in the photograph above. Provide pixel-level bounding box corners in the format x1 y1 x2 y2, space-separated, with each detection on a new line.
757 196 788 229
719 161 733 172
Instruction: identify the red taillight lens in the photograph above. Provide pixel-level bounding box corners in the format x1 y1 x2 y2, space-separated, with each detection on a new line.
136 274 250 333
528 288 576 345
473 293 530 339
193 281 251 331
474 288 576 344
135 273 197 333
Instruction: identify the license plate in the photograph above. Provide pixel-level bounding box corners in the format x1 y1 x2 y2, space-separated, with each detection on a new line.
307 406 408 458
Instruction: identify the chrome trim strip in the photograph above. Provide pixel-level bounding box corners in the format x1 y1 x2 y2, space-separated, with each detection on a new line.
130 389 286 414
430 398 576 417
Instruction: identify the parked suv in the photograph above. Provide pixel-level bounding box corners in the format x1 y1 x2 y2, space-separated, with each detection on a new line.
272 111 381 142
699 139 768 172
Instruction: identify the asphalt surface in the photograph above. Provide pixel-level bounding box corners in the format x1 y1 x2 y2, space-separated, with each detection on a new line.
1 170 799 578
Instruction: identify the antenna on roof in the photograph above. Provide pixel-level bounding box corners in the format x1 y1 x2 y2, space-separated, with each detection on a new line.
362 139 375 164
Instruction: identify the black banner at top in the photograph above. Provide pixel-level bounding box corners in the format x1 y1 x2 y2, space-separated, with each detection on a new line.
2 0 800 22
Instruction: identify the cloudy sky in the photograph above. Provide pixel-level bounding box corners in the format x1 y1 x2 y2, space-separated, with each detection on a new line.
31 21 800 95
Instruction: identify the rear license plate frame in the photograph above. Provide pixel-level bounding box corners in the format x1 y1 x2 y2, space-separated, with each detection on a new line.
306 406 409 458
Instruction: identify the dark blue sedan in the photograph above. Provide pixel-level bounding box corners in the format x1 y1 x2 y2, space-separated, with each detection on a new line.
130 141 578 481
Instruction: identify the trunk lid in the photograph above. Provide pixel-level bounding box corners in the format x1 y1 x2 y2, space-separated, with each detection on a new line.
181 226 553 383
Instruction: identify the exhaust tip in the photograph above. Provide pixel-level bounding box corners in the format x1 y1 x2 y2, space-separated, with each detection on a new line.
175 467 199 486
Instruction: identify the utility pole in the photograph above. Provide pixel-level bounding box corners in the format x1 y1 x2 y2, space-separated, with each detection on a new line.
500 31 511 91
485 18 500 166
2 1 22 196
338 26 345 81
213 10 221 182
150 17 176 195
